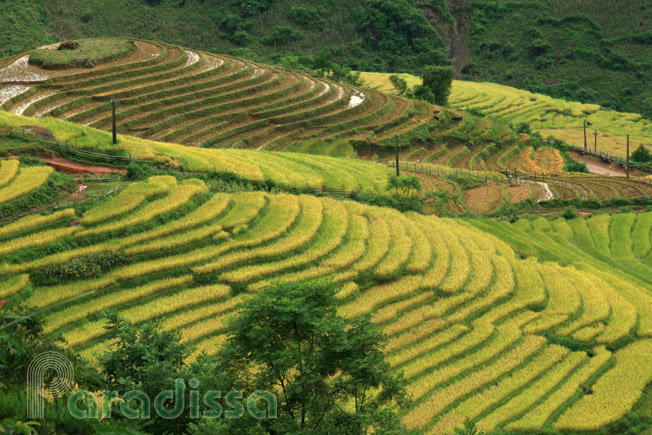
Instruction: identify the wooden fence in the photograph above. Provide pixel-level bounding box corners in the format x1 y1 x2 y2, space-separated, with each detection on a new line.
385 161 498 184
8 129 148 165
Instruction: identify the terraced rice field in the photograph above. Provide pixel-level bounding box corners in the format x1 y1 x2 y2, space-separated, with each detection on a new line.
0 159 64 215
393 141 564 174
359 71 652 159
0 38 564 177
3 174 652 432
451 81 652 158
0 39 433 152
0 111 395 196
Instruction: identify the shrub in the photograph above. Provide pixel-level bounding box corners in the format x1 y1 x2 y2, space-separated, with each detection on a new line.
632 145 652 164
564 160 589 173
530 38 552 57
126 162 156 180
562 206 579 220
31 252 127 285
386 175 423 211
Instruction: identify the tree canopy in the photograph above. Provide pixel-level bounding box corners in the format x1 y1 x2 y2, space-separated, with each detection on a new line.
202 280 415 434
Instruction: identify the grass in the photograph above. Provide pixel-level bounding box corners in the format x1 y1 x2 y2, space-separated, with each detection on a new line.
29 38 136 69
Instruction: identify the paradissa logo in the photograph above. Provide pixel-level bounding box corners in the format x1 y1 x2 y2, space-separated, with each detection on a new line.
28 351 276 421
68 379 277 420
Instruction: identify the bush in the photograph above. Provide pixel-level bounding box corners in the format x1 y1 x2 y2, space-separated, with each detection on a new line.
126 162 156 180
558 150 590 173
562 205 579 219
31 251 126 285
632 145 652 164
564 160 589 173
386 175 423 211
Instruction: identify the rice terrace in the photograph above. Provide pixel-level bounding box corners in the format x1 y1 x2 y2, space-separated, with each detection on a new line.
1 1 652 434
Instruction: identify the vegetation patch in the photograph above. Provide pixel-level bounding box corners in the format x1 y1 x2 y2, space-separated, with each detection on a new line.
29 38 136 69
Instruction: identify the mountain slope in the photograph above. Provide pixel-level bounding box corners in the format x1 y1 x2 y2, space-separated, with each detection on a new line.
361 71 652 159
0 0 450 73
4 163 652 432
463 0 652 117
2 0 651 118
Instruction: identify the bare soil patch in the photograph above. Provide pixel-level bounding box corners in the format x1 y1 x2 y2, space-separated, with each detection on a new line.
568 151 645 177
44 157 126 175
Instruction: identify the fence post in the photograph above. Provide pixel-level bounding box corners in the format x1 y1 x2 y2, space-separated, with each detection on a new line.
112 99 117 145
395 135 400 177
626 134 630 179
594 130 597 155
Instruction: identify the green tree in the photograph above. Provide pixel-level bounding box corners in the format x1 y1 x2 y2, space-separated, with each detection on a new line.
389 75 412 97
261 26 303 46
386 175 423 211
632 144 652 163
99 314 193 434
426 189 455 215
352 0 449 71
421 65 456 105
208 280 415 434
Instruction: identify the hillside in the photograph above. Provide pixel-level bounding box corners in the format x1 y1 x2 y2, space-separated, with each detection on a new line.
3 156 652 432
1 0 651 118
361 71 652 159
2 38 652 219
0 0 450 73
4 29 652 433
459 0 652 118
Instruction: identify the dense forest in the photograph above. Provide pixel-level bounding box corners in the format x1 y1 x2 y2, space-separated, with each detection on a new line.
1 0 651 116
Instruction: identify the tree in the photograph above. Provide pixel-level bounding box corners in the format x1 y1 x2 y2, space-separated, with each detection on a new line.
426 189 455 215
386 175 423 211
210 280 416 434
389 75 411 98
99 314 193 434
631 144 652 164
421 65 456 105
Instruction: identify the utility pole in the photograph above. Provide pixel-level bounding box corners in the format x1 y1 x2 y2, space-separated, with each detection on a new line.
112 99 117 145
395 134 400 177
626 134 630 179
583 120 587 153
594 130 597 155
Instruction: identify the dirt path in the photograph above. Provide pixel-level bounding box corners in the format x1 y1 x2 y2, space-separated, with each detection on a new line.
568 151 645 177
44 157 127 175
